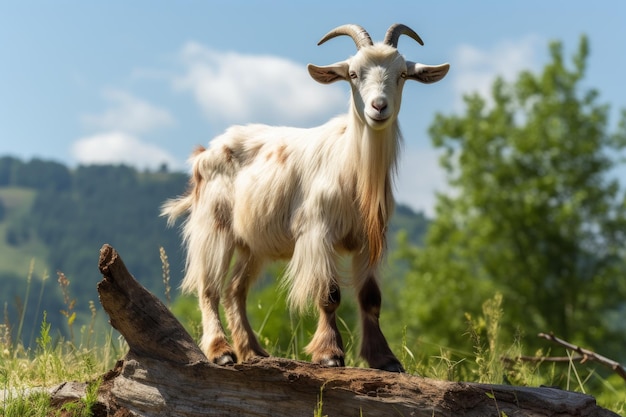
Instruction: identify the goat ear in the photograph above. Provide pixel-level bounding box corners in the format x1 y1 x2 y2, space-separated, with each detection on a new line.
308 62 349 84
406 62 450 84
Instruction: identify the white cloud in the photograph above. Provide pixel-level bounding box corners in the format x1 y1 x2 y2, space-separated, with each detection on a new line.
71 131 181 170
82 89 174 134
452 35 542 108
395 147 448 218
173 42 346 127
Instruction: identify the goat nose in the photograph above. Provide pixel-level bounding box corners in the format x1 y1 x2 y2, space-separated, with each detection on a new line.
372 97 388 112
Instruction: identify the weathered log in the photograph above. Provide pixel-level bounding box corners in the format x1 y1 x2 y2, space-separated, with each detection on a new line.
64 244 618 416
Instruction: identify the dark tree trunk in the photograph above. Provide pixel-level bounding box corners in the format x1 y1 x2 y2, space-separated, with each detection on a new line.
49 244 619 417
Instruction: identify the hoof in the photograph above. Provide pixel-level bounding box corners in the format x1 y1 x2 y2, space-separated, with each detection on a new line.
214 353 236 366
380 361 405 373
318 356 345 368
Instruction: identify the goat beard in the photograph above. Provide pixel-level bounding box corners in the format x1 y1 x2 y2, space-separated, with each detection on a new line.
356 130 398 266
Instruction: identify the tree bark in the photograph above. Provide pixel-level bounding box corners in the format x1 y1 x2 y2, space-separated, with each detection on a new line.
54 244 618 417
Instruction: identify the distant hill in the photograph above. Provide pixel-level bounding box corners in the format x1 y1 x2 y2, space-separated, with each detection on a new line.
0 156 429 345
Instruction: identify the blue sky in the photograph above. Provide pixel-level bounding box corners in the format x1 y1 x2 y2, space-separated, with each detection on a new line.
1 1 625 215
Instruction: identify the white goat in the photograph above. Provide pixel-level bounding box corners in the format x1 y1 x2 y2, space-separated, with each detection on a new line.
162 23 449 372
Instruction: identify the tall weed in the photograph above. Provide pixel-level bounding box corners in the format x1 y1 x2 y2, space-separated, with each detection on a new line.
0 268 123 417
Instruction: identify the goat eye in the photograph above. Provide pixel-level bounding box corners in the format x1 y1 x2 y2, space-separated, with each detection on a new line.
349 71 358 80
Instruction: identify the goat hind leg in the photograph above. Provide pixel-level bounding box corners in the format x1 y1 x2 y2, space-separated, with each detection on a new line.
223 251 269 362
192 232 237 365
198 287 236 365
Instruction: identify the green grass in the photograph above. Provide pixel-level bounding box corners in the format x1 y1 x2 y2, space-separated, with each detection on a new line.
1 327 120 416
1 309 123 417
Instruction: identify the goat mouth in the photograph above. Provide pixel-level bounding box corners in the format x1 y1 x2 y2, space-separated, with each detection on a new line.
366 113 391 127
367 108 390 119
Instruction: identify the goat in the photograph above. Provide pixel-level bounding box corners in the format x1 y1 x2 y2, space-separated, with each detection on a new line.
162 23 449 372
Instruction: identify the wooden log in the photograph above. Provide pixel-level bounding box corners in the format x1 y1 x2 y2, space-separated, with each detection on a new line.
97 244 205 365
78 244 618 417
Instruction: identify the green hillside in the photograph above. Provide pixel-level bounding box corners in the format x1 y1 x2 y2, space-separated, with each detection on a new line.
0 187 50 279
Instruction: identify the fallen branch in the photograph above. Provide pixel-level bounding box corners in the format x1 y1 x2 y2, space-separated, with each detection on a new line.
503 355 585 365
538 332 626 383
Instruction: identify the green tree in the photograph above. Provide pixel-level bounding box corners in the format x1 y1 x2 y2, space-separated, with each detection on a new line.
0 156 22 186
15 159 72 191
397 35 626 359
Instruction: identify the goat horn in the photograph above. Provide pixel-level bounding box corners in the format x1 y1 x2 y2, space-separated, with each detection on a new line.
317 24 373 50
384 23 424 48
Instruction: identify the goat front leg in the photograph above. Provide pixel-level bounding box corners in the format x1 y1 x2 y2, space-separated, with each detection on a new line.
287 230 344 366
358 277 403 372
354 254 404 372
305 283 345 367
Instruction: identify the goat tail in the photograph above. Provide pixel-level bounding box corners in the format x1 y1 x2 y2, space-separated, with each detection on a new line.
160 193 194 227
161 144 208 227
